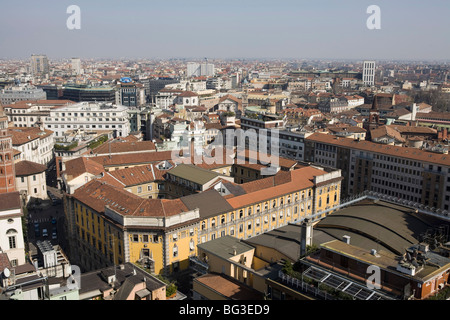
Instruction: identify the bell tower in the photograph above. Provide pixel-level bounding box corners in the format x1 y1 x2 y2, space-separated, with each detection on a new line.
0 104 16 193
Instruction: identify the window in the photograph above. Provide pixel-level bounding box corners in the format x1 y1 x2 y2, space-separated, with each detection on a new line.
133 234 139 242
8 236 16 249
137 186 142 193
173 244 178 257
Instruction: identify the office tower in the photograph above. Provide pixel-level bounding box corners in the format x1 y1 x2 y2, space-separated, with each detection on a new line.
31 54 49 76
71 58 82 75
362 60 376 86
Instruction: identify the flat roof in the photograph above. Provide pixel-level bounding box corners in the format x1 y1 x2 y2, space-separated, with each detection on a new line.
198 235 255 261
167 164 225 185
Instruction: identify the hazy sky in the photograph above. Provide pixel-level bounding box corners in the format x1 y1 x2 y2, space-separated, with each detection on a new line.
1 0 449 61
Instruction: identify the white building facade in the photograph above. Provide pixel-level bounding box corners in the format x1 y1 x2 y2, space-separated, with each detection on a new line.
45 102 131 139
362 61 376 86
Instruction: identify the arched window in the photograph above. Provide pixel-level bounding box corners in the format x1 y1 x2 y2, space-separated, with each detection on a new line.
201 221 206 230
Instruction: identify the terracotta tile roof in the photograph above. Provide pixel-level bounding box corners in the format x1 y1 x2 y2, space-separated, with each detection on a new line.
89 151 174 168
64 157 105 181
4 100 75 109
370 126 406 143
219 94 242 105
0 253 11 274
10 127 53 145
15 160 47 176
91 140 156 155
178 91 198 97
306 132 450 166
416 112 450 121
226 166 324 209
72 180 189 218
107 164 168 187
387 125 437 135
235 149 298 170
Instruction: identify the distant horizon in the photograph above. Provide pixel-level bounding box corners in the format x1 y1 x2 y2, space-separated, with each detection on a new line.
1 1 449 61
1 57 450 64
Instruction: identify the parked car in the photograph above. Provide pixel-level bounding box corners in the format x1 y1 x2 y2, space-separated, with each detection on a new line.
42 229 48 237
51 229 57 240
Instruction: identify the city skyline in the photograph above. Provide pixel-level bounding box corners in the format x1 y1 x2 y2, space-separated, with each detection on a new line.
1 1 449 61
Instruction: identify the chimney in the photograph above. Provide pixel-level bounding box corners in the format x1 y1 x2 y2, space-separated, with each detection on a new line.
300 218 313 256
342 235 351 245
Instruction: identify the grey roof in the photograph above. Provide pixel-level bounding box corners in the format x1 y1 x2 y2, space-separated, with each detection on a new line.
198 236 255 261
79 262 165 298
181 189 234 218
244 224 335 261
168 164 224 185
315 200 447 255
221 181 247 196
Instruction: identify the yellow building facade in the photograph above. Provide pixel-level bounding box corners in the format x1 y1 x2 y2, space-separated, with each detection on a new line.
65 163 342 275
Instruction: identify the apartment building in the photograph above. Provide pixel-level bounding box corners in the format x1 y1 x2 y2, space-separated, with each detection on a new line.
45 102 130 139
3 100 75 128
64 159 342 275
305 132 450 210
10 126 54 166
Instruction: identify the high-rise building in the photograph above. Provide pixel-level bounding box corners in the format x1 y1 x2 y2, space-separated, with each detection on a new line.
362 60 376 86
31 54 49 76
71 58 82 75
186 62 215 77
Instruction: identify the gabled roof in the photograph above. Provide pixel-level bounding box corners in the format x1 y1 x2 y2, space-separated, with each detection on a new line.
63 157 105 181
179 91 198 97
15 160 47 176
226 166 326 209
91 140 156 155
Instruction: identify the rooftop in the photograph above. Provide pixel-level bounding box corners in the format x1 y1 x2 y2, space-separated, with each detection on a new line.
306 132 450 166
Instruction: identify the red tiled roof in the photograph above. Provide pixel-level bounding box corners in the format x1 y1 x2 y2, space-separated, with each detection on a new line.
91 140 156 155
63 157 105 180
306 132 450 166
226 166 325 209
15 160 47 176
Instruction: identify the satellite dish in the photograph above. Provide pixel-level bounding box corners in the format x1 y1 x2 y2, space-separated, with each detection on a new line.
3 267 10 278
